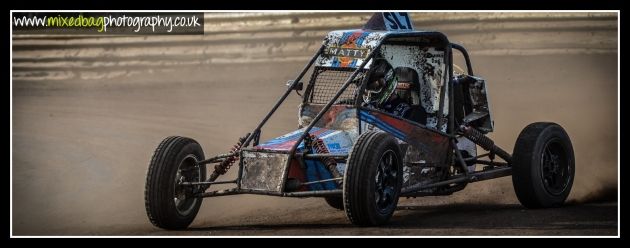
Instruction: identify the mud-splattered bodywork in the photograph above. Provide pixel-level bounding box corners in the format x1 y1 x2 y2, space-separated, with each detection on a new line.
316 30 386 68
237 29 477 193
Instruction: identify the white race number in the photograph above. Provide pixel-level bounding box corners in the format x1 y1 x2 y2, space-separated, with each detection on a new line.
382 12 414 31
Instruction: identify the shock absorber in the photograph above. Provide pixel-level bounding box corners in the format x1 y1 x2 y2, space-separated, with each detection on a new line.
460 125 512 164
208 136 247 182
308 134 343 179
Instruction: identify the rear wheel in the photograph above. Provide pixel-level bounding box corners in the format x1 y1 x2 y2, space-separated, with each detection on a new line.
145 136 206 230
343 131 402 226
512 123 575 208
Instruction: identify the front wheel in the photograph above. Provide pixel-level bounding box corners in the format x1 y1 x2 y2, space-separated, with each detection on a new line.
343 131 402 226
145 136 206 230
512 122 575 208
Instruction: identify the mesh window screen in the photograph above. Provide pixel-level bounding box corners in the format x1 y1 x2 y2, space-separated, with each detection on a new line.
306 67 367 105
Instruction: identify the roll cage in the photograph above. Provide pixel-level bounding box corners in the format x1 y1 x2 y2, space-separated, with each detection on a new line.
192 31 509 198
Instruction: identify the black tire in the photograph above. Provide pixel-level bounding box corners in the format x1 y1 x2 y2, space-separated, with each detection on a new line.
145 136 206 230
512 122 575 208
343 131 402 226
324 196 344 210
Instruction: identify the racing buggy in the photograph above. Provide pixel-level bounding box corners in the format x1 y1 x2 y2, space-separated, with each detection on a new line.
144 13 575 229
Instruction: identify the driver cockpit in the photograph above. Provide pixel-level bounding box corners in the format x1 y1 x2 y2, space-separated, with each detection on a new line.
363 59 427 125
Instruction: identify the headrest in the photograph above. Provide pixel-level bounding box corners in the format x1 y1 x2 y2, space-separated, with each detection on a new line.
395 67 415 82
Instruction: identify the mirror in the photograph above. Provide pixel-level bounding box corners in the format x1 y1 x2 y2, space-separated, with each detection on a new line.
286 80 303 91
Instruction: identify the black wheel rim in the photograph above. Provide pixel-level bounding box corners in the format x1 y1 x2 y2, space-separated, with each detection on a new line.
173 154 201 216
540 138 571 196
375 150 399 213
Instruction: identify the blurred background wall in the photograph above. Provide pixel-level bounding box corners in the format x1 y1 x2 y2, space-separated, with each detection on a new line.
12 12 617 87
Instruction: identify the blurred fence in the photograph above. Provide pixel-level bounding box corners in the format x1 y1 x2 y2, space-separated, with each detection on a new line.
12 12 617 83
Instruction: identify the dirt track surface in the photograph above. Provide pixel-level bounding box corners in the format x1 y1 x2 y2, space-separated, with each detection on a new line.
12 13 618 236
142 202 618 236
